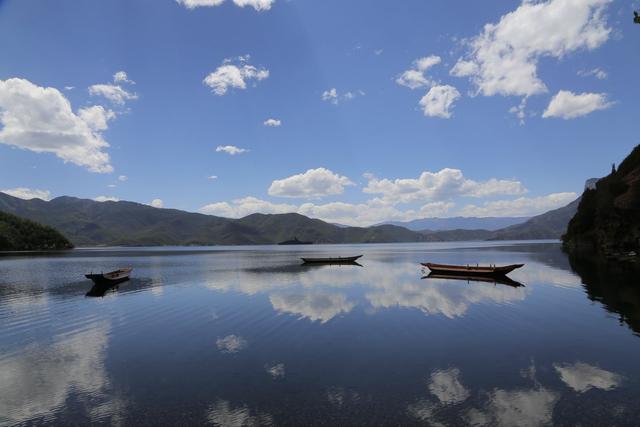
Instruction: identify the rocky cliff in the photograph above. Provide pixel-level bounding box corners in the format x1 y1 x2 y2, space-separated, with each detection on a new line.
563 145 640 255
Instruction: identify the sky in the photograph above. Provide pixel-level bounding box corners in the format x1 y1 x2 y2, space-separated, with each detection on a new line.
0 0 638 226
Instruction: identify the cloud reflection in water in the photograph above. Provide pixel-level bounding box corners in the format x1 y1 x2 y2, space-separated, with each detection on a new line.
0 322 124 425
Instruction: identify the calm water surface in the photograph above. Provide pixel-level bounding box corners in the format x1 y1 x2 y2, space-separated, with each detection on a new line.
1 241 639 426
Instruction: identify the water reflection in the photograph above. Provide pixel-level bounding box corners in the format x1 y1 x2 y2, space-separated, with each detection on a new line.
86 282 120 297
207 400 273 427
216 335 248 353
265 363 285 379
554 362 622 393
0 322 123 425
269 291 354 323
1 243 640 425
408 360 624 426
568 253 640 335
423 273 525 288
428 368 470 405
208 260 530 321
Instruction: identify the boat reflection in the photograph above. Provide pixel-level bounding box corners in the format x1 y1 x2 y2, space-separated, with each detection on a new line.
301 261 363 268
86 282 120 298
422 272 525 288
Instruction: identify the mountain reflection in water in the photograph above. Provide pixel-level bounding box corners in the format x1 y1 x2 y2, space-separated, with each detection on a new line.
1 242 639 425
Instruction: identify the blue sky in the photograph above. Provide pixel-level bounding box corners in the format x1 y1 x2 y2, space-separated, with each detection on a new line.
0 0 638 226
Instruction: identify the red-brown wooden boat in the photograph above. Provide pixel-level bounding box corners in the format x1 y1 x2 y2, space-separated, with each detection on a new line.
421 262 523 277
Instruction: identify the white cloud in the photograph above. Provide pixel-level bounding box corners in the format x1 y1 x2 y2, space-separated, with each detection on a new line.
150 199 163 208
203 57 269 96
200 196 297 218
415 56 442 71
177 0 275 10
509 97 528 125
321 88 363 104
0 78 114 173
216 145 248 155
112 71 135 84
200 196 454 226
459 192 577 217
88 84 138 105
93 196 119 202
176 0 224 8
364 169 526 204
451 0 611 97
554 362 622 393
396 70 432 90
268 168 354 199
118 175 128 182
233 0 274 11
419 84 461 118
208 175 218 180
322 88 338 104
77 106 116 131
542 90 613 119
578 67 608 79
216 335 247 353
1 187 51 201
396 55 441 89
263 118 281 127
449 59 478 77
297 200 454 226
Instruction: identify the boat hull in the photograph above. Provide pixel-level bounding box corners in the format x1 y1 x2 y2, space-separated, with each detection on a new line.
301 255 363 264
421 262 523 277
85 268 132 286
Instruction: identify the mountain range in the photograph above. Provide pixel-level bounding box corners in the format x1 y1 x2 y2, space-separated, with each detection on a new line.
0 192 579 247
381 216 529 231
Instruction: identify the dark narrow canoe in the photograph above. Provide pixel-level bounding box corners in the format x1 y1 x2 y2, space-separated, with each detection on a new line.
422 272 525 288
301 255 363 263
421 262 523 277
85 267 132 286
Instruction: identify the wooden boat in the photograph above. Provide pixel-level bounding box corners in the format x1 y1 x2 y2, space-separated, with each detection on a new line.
301 255 363 264
85 267 132 286
421 262 523 277
422 273 525 288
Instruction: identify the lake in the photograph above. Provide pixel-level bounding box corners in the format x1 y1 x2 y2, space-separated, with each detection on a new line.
1 241 639 426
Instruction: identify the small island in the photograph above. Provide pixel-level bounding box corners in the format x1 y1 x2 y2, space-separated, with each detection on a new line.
277 236 313 245
0 211 73 251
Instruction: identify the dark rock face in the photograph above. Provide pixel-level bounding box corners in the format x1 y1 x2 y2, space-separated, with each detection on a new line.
563 145 640 255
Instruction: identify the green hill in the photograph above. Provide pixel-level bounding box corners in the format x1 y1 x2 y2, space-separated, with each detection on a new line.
490 198 580 240
563 144 640 255
0 211 73 251
0 193 428 246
